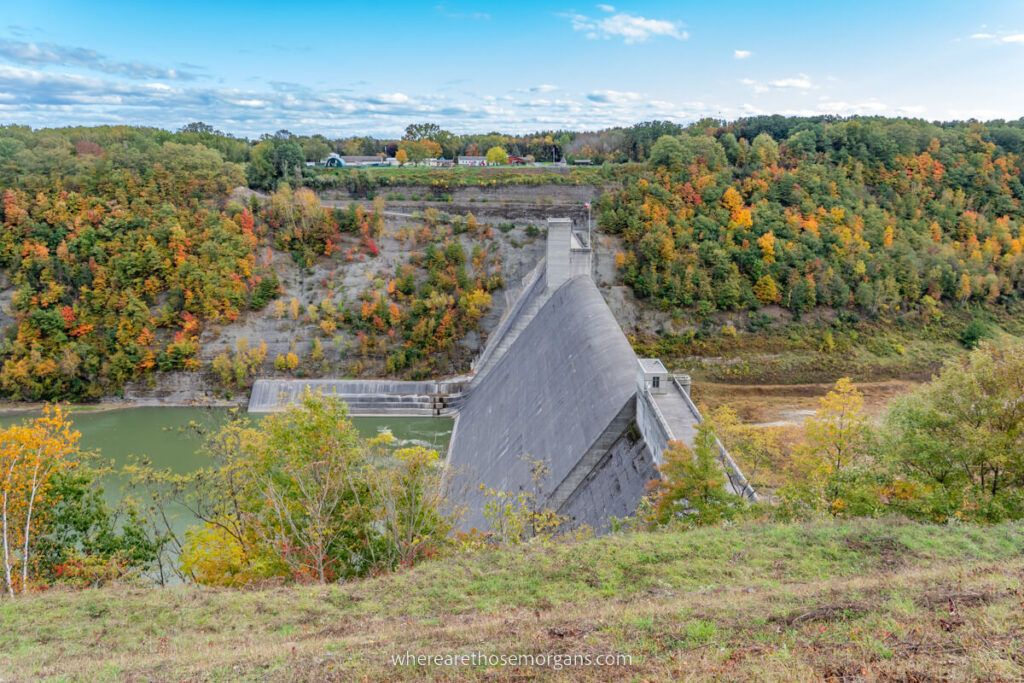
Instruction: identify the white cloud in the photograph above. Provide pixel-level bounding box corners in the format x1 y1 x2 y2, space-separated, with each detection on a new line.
769 73 813 89
739 73 815 94
597 4 615 12
367 92 410 104
0 38 201 80
738 97 928 119
0 63 707 136
738 77 766 93
965 31 1024 44
565 11 687 44
733 49 752 59
586 89 643 104
228 98 268 108
0 52 1004 138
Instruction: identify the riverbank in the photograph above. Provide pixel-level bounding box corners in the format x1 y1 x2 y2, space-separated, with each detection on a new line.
0 395 242 416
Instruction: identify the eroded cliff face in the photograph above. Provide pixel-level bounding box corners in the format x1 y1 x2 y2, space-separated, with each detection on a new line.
111 185 600 404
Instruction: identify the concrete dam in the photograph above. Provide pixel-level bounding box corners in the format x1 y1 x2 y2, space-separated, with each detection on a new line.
249 218 755 531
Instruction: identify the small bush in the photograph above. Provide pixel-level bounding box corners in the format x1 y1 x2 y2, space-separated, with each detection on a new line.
959 317 989 349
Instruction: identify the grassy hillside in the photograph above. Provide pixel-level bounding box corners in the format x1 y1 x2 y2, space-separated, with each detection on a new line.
630 305 1024 386
3 518 1023 681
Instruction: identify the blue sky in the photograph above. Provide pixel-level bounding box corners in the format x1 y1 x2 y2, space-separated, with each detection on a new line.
1 1 1023 137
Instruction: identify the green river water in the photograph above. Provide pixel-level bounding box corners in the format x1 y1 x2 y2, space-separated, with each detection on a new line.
0 406 454 536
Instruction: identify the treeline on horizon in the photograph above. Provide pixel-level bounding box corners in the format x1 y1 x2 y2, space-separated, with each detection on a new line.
7 113 1024 173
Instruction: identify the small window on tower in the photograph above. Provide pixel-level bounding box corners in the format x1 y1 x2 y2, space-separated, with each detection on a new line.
652 376 660 389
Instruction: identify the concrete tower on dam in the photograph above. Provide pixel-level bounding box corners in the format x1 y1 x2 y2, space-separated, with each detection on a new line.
249 216 755 532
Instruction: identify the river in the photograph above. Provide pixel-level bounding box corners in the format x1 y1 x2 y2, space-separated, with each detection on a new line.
0 406 454 537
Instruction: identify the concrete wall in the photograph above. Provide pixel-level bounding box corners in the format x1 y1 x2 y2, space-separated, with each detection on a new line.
569 245 592 280
470 259 547 376
558 431 659 532
248 378 463 415
672 378 758 501
636 389 673 467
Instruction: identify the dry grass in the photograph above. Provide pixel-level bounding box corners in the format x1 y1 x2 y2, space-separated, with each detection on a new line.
2 518 1023 681
699 379 921 426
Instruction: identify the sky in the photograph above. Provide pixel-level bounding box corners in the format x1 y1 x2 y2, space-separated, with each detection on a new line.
1 0 1023 138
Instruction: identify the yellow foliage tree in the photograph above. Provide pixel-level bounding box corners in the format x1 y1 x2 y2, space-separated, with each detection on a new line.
272 299 286 319
753 274 781 304
0 405 79 595
722 187 753 229
460 288 492 322
722 186 743 214
957 273 972 301
883 225 895 248
788 378 868 514
757 231 776 263
179 519 280 587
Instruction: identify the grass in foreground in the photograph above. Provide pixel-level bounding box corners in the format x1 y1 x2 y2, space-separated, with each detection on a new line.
2 518 1023 681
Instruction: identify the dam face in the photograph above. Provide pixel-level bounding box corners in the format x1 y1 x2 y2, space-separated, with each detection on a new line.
445 274 659 531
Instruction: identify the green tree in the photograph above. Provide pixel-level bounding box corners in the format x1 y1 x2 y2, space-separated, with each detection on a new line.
648 135 686 172
367 438 451 568
649 422 739 527
880 341 1024 521
403 123 443 141
245 392 374 583
247 136 304 190
34 467 160 589
751 132 780 166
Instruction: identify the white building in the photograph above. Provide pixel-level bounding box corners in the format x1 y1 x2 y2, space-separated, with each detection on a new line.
636 358 669 395
322 153 388 168
457 155 487 167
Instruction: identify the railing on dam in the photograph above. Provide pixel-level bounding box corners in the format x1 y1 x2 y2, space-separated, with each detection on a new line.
636 377 758 502
470 257 547 376
671 377 758 502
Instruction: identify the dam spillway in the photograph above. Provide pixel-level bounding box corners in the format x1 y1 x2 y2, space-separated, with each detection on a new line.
248 378 464 415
